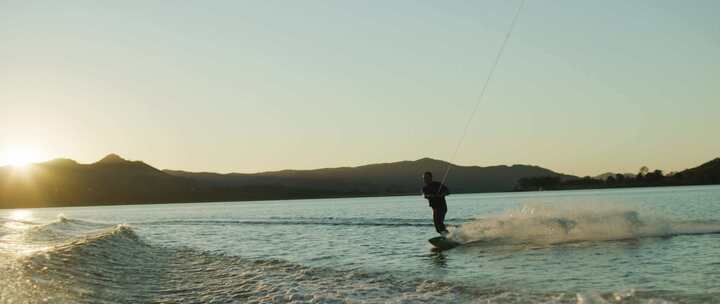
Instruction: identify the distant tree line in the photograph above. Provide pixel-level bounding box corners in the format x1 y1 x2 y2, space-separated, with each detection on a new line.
515 160 720 191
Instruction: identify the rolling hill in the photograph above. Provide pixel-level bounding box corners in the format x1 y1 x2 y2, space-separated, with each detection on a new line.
3 155 718 209
1 155 575 208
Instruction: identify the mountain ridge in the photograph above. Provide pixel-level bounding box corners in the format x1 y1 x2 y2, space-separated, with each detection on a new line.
1 154 718 209
162 157 577 195
1 154 574 208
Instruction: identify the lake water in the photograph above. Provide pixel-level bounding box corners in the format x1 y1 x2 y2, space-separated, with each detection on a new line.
1 185 719 303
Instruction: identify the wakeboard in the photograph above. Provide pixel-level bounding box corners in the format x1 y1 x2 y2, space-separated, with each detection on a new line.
428 236 462 250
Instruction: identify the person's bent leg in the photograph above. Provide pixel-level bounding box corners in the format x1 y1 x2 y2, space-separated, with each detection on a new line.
432 207 444 234
437 205 448 233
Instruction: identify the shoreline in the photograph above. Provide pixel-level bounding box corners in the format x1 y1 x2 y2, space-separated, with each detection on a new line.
3 184 718 210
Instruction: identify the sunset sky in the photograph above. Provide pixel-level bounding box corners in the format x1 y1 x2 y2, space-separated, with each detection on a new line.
1 1 718 176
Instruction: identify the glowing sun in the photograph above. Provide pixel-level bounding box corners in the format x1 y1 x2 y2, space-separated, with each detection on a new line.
1 147 46 168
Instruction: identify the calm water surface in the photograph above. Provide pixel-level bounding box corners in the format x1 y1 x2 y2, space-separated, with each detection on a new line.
1 185 719 303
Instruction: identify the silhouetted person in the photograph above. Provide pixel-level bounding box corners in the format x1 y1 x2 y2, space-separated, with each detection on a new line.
422 171 450 235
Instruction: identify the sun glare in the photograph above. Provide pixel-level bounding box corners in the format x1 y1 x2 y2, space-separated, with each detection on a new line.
1 147 45 168
9 210 33 222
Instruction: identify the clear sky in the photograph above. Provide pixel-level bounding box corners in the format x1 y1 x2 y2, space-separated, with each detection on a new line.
1 1 718 176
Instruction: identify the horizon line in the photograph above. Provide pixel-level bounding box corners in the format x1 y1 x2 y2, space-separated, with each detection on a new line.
2 153 716 178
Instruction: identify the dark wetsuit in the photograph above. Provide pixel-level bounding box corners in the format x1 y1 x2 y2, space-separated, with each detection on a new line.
422 181 450 234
